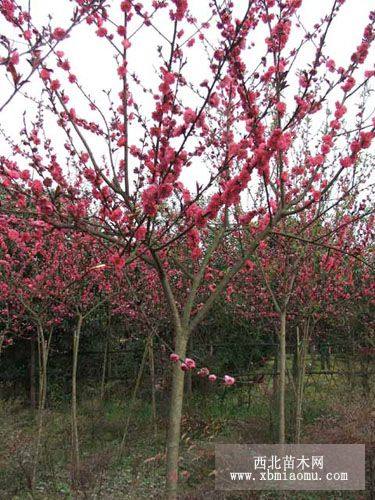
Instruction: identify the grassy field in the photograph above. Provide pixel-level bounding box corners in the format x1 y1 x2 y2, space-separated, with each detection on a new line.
0 367 373 499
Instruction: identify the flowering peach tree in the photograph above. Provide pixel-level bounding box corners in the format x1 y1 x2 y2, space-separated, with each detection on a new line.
0 0 374 496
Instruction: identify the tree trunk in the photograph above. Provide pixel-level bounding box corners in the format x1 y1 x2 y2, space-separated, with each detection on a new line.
108 340 112 381
30 341 36 408
71 314 83 486
269 349 278 441
185 370 192 399
148 336 158 437
119 337 149 455
278 310 286 444
294 322 309 443
0 332 5 356
32 323 50 489
166 328 188 500
100 328 110 401
185 336 193 400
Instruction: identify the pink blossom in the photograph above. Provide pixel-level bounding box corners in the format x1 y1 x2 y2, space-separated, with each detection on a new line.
183 108 196 125
20 170 30 180
141 185 158 216
286 0 302 7
7 169 19 179
80 153 89 163
276 102 286 115
209 93 220 107
135 226 147 241
197 367 210 378
172 0 188 21
334 102 347 119
280 172 288 182
10 51 19 65
8 229 19 240
50 79 60 91
191 247 202 259
58 59 70 71
158 183 173 200
40 68 51 80
31 180 43 196
163 71 175 86
96 27 108 37
326 59 336 72
53 27 66 40
118 65 126 77
109 208 122 221
223 375 235 386
267 20 291 52
184 358 196 370
170 353 180 363
109 253 125 270
350 140 361 155
341 76 355 93
208 374 217 383
121 0 131 12
359 131 374 149
117 136 126 147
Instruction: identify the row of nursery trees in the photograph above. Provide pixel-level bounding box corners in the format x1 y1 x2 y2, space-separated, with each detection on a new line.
0 0 374 497
1 211 373 490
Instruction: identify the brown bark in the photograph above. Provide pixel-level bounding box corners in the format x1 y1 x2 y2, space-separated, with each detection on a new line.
30 341 36 408
269 350 278 441
294 321 309 443
119 337 149 455
166 329 188 500
148 336 158 437
0 333 5 356
71 314 83 486
32 323 51 489
100 327 110 401
279 310 286 444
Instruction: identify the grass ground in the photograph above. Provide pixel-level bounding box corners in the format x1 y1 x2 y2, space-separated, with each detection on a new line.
0 369 373 499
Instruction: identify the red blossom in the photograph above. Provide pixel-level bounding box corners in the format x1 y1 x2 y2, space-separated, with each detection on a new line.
170 353 180 363
341 76 356 93
183 108 196 125
223 375 235 386
40 68 51 80
52 27 66 40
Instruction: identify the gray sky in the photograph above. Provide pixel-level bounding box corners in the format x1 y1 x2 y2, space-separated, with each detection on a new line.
1 0 374 195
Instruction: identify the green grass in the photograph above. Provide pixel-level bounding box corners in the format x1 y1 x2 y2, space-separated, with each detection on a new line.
0 371 372 499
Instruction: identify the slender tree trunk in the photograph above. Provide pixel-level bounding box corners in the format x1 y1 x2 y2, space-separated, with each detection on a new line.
30 341 36 408
0 332 5 356
269 350 278 441
148 336 158 437
185 336 193 400
185 370 192 399
166 328 188 500
279 310 287 444
32 323 50 489
295 322 309 443
108 339 112 381
100 328 110 401
119 337 149 455
71 314 83 486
